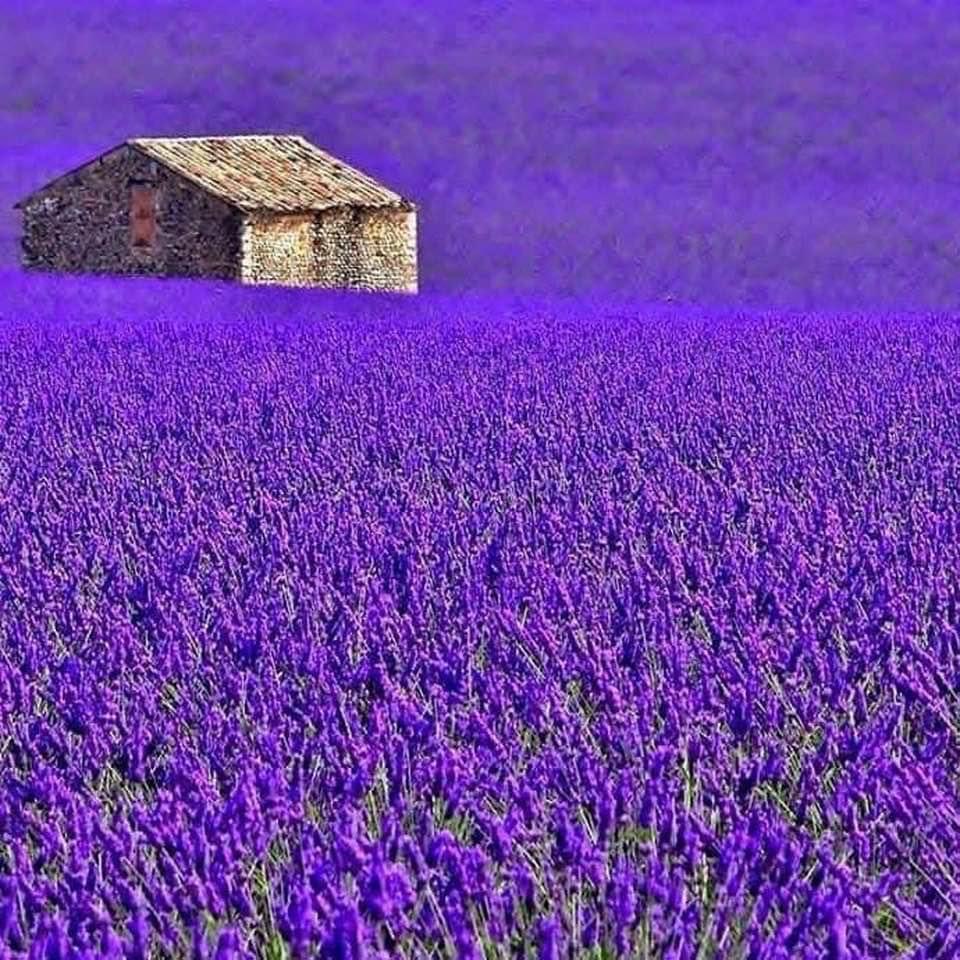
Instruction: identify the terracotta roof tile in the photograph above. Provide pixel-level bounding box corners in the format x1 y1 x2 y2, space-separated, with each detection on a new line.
128 135 412 212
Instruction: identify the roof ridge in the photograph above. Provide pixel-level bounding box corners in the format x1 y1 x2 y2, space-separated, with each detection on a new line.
129 133 306 142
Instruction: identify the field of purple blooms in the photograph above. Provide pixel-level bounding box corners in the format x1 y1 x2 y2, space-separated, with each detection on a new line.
1 276 960 957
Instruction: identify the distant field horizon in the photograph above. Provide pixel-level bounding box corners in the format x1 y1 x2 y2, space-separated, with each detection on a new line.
5 0 960 309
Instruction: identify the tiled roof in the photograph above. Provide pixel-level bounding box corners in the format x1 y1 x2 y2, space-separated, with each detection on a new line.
128 135 412 212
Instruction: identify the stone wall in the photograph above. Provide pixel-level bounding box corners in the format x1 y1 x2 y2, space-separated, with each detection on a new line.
240 212 317 286
313 206 418 293
18 144 241 280
352 207 418 293
240 206 418 292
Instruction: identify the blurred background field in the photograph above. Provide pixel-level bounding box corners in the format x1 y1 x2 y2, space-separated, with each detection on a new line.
3 0 960 309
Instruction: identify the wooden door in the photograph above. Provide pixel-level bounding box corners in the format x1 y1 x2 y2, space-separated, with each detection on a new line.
130 184 157 248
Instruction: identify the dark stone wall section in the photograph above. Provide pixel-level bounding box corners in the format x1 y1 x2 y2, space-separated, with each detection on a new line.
19 145 241 280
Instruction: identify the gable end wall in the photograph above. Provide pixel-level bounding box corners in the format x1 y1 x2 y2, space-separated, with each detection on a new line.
18 145 242 280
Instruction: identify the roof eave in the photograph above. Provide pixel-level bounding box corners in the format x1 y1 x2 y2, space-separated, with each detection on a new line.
246 198 416 215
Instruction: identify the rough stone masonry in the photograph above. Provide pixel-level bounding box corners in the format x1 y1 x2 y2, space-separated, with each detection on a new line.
15 135 418 292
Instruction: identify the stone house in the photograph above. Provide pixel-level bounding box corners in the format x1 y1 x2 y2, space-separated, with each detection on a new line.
14 134 418 292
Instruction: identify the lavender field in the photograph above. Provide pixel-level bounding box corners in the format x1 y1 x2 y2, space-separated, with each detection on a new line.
1 277 959 957
4 1 960 957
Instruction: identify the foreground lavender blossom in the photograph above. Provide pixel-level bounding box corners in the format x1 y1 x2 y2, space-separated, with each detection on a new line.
0 278 958 956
